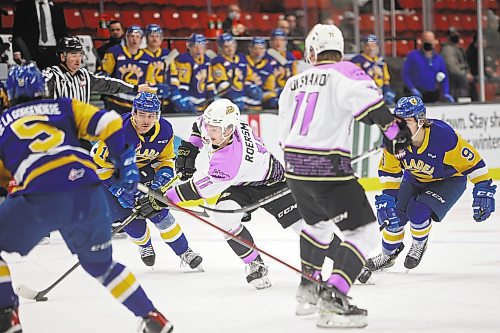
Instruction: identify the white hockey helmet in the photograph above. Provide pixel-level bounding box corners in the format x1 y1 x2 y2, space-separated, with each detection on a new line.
203 98 240 134
305 23 344 63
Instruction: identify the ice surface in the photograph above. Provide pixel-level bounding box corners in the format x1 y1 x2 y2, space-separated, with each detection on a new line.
5 184 500 333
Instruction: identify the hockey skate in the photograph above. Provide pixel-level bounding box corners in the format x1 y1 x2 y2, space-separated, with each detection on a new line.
245 255 271 290
404 239 428 270
359 243 405 284
316 286 368 328
179 248 203 271
0 306 21 333
295 281 319 316
140 245 156 267
139 310 173 333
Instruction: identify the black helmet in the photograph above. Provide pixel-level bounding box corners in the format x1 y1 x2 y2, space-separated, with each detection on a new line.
56 37 83 58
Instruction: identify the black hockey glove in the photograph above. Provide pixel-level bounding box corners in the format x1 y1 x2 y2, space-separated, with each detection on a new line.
382 119 412 160
135 194 168 219
176 140 199 181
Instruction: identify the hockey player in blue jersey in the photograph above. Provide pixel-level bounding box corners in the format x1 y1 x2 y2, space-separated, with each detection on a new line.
366 96 496 273
245 37 278 111
211 33 258 111
100 25 152 114
175 33 215 112
0 64 172 333
267 29 297 95
142 24 195 113
92 91 203 269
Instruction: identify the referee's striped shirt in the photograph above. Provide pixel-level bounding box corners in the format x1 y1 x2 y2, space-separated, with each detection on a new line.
43 65 138 104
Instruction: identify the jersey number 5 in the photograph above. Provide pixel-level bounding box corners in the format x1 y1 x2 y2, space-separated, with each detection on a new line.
11 115 65 153
291 91 319 136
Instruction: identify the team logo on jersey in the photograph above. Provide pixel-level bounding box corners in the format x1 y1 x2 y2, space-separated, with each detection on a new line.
68 168 85 181
409 97 418 105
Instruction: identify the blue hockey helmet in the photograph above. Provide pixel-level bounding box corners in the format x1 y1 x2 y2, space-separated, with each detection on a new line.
270 28 286 39
133 91 161 114
394 96 426 120
6 63 46 101
126 25 144 37
217 33 235 47
249 37 267 48
187 33 207 45
362 34 379 44
145 24 163 37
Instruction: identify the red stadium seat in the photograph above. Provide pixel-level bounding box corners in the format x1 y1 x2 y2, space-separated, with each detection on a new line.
407 14 422 32
434 14 448 32
485 0 498 9
64 9 85 30
395 14 406 33
121 10 144 28
179 10 203 31
396 39 412 57
1 8 14 29
398 0 420 9
254 13 275 33
81 9 101 30
359 14 374 34
161 9 182 32
284 0 303 10
142 10 164 28
462 0 477 10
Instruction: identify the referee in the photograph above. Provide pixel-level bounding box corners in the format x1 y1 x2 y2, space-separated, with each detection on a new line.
42 37 152 103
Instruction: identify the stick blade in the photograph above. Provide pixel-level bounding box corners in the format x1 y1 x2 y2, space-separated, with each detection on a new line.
15 284 39 300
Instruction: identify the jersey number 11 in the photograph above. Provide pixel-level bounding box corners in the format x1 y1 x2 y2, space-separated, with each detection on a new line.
291 91 319 136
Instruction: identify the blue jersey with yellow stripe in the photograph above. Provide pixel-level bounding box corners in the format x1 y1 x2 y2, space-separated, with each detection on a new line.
266 50 297 89
0 98 123 195
351 54 390 88
245 55 277 110
211 53 254 105
175 52 215 111
93 113 175 180
379 119 490 196
100 44 149 109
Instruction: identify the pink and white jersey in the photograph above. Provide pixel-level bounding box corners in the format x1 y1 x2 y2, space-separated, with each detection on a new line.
278 60 386 181
166 116 284 204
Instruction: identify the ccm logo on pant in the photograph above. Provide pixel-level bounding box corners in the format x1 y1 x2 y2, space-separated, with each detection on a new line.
278 204 297 218
425 190 446 204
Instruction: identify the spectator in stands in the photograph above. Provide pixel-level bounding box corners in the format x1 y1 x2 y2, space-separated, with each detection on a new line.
484 10 499 65
97 20 125 62
245 37 276 111
222 4 249 53
100 25 151 114
440 27 474 100
466 33 500 101
13 0 68 70
338 11 357 54
0 81 7 114
0 36 9 64
211 33 256 111
175 33 215 112
351 34 396 106
267 29 297 95
286 13 305 53
402 31 454 103
277 19 290 36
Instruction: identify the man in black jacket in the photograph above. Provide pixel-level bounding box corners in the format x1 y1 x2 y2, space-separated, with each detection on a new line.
12 0 68 69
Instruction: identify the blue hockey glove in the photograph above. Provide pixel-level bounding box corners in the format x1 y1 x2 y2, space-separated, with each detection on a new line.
108 184 136 208
410 88 422 98
150 167 175 191
375 194 400 230
443 94 455 103
110 145 140 193
382 85 396 106
154 84 171 99
472 180 496 222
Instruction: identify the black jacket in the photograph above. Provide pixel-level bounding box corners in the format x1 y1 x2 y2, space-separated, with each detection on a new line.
13 0 68 58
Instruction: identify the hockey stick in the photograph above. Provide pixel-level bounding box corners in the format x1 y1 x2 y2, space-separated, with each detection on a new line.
14 175 184 302
135 187 325 286
267 48 288 66
15 210 140 302
200 146 383 215
205 49 217 60
163 48 179 68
